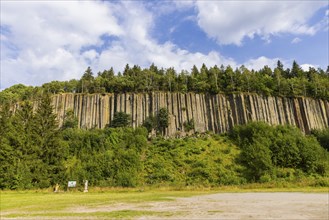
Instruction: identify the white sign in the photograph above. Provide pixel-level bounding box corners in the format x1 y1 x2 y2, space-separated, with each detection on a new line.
68 181 77 188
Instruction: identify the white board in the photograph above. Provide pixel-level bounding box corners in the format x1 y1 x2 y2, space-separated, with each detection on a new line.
68 181 77 187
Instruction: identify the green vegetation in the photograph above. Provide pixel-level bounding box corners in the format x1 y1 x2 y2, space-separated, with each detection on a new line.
1 61 328 105
311 128 329 151
0 62 328 189
1 94 328 190
109 112 131 128
142 108 170 135
0 190 204 219
183 119 195 132
230 122 329 182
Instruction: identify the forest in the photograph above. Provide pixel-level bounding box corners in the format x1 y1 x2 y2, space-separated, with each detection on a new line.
0 60 329 104
0 93 328 189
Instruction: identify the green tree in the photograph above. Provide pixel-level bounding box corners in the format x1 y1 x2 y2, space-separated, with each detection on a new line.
312 128 329 151
62 109 78 129
0 103 15 189
110 112 131 128
33 94 65 187
311 128 329 151
240 139 273 181
142 115 157 133
157 108 169 135
231 122 274 181
80 67 95 93
291 60 304 78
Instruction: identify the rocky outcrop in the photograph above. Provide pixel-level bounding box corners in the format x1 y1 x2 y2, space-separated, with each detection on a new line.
45 93 329 136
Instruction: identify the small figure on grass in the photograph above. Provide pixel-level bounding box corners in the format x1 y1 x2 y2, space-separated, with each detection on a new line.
54 183 59 193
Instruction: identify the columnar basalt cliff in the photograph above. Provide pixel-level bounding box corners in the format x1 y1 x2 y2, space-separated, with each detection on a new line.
27 93 329 135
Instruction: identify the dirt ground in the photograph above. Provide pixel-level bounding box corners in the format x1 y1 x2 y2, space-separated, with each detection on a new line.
73 192 329 219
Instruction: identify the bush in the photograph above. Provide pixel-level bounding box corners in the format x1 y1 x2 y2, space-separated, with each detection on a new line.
142 115 156 133
230 122 329 182
157 108 169 134
183 119 195 132
311 128 329 151
110 112 131 128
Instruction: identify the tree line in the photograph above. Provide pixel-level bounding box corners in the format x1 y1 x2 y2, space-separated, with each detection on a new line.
1 61 329 105
0 94 328 189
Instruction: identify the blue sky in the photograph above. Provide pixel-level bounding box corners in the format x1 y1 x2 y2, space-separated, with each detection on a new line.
1 0 328 89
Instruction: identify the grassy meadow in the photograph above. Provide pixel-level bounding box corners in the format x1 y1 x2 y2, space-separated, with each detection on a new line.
1 189 210 219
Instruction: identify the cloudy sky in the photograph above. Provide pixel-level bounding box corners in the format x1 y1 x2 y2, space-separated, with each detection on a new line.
1 0 328 90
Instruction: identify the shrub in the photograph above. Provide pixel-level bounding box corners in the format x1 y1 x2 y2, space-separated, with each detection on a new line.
110 112 131 128
311 128 329 151
183 119 195 132
230 122 329 182
157 108 169 134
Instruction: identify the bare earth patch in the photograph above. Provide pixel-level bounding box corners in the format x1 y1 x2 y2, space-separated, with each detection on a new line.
70 192 329 219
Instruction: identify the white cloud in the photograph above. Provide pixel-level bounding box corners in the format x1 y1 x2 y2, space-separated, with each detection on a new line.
300 64 317 71
1 1 324 90
94 3 236 74
291 37 302 44
95 2 236 73
195 1 327 45
243 58 319 72
243 56 282 70
1 1 122 88
1 1 236 89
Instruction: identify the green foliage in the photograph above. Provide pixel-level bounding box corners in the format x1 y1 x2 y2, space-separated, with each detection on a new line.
240 139 274 181
0 95 67 189
143 110 172 135
1 96 328 189
230 122 329 182
157 108 169 134
183 119 195 132
0 84 41 104
143 135 244 186
110 112 131 128
142 115 157 133
62 109 78 129
2 61 328 104
311 128 329 151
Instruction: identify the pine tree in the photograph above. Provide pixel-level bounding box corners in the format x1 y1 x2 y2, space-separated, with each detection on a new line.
0 103 15 189
33 94 64 186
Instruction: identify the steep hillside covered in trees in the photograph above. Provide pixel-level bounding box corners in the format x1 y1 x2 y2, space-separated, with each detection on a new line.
1 95 328 189
1 61 329 189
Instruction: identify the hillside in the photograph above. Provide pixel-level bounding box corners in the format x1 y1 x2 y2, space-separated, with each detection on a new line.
1 93 329 189
1 62 329 189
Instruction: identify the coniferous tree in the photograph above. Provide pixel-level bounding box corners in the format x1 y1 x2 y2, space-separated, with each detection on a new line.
291 60 303 78
80 67 94 93
33 94 65 186
0 103 15 189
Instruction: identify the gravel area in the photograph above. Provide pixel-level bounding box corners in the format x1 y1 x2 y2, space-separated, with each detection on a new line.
136 192 329 219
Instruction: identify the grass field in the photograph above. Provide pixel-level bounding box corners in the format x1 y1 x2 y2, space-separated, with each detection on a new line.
1 186 328 219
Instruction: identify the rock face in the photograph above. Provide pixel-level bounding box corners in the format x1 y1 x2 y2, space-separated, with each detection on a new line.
48 93 329 135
